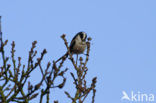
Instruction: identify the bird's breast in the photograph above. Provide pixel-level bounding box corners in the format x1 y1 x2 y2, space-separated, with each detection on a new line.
71 42 86 54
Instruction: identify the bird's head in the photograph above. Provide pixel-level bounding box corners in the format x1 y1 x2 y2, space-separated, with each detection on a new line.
77 32 87 42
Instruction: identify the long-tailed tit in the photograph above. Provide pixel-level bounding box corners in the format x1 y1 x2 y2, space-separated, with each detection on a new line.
55 32 87 63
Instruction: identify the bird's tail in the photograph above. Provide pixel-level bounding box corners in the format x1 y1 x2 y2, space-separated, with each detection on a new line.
55 52 68 63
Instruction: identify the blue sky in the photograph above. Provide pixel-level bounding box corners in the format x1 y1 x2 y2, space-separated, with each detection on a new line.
0 0 156 103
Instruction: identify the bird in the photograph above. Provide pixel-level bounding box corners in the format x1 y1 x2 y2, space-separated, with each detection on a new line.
55 32 87 63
